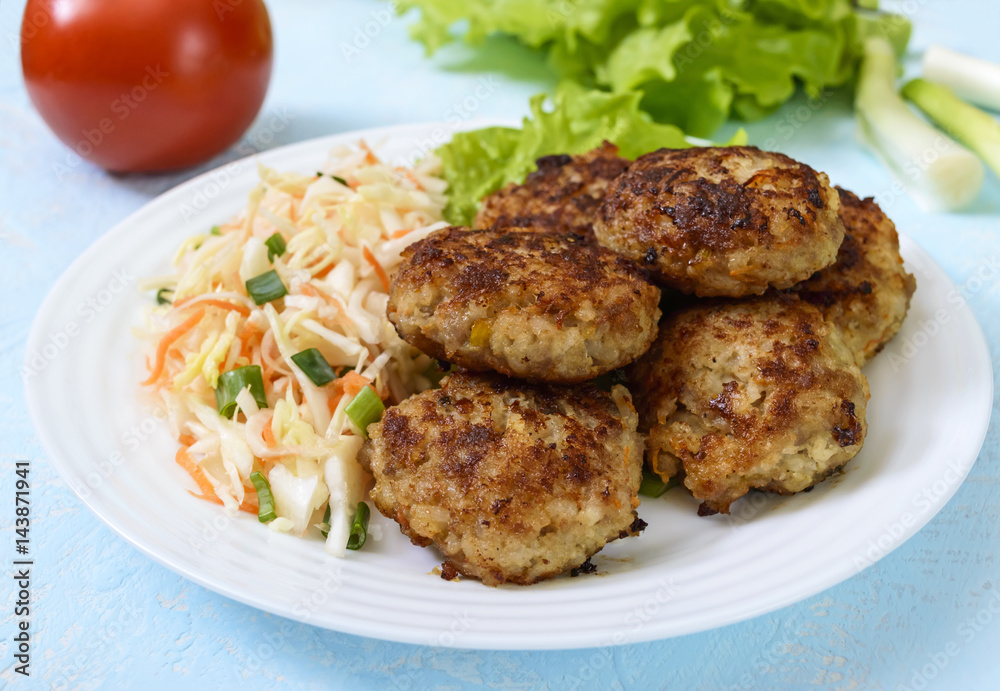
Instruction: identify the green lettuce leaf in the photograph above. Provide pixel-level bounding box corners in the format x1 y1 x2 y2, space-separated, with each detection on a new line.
397 0 643 54
399 0 911 139
435 83 693 225
599 4 851 136
748 0 854 26
436 126 522 228
638 68 734 138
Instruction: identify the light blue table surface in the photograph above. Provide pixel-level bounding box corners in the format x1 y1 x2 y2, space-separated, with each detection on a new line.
2 0 1000 688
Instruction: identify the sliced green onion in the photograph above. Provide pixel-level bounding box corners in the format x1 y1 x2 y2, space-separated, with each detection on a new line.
210 225 221 236
855 37 983 211
332 175 348 186
265 232 287 261
923 45 1000 112
903 78 1000 178
346 502 370 550
639 468 678 498
291 348 336 386
249 471 277 523
156 288 174 305
319 504 331 538
245 270 287 305
345 386 384 438
215 365 268 418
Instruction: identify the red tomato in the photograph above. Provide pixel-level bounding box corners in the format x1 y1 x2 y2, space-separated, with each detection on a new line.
20 0 273 172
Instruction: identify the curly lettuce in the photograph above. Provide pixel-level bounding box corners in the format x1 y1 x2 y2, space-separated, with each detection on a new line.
437 82 706 225
399 0 910 138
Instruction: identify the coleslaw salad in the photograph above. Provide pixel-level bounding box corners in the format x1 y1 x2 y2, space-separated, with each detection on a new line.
136 141 447 556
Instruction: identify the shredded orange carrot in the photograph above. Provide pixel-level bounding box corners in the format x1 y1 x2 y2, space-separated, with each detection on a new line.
238 322 259 360
238 321 257 340
242 487 260 511
299 284 355 328
179 445 259 513
178 434 197 447
260 359 274 383
142 309 205 386
190 490 259 514
363 246 391 292
312 262 336 279
359 139 379 165
175 446 217 500
262 413 277 449
403 169 424 190
391 228 413 239
327 393 344 414
334 371 372 399
175 297 251 317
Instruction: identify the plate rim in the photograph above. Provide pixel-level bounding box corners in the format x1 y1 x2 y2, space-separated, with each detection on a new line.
23 123 995 650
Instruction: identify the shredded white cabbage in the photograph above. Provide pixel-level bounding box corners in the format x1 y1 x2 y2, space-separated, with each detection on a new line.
137 141 446 554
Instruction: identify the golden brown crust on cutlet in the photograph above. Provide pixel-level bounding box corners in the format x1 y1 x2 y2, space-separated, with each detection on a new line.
784 187 916 365
358 373 644 586
387 226 661 383
474 142 629 240
594 146 845 297
628 297 869 515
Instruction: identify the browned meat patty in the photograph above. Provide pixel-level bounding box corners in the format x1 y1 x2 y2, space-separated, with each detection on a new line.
594 146 845 297
629 297 869 515
387 227 661 383
784 187 916 365
473 142 629 239
358 372 645 586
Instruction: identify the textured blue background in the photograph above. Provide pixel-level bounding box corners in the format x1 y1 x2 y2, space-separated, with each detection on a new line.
2 1 999 688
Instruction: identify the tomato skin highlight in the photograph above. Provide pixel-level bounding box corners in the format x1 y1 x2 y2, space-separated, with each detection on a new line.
20 0 274 172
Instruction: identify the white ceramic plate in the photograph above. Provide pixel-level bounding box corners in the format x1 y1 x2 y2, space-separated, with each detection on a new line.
25 123 993 650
